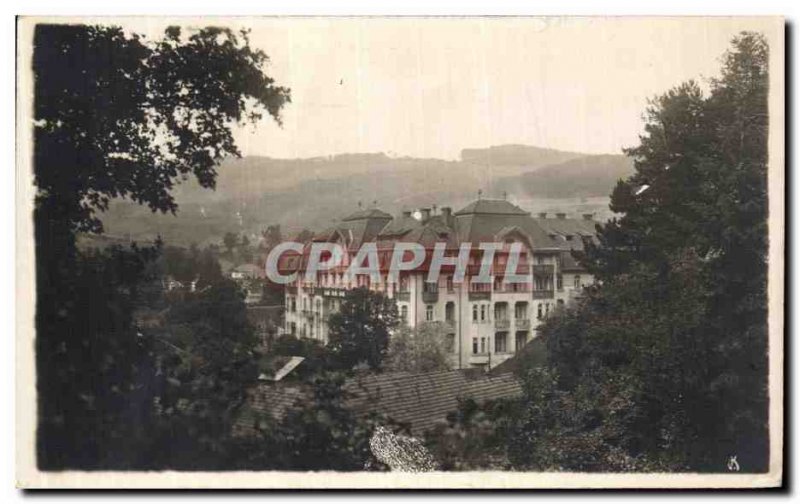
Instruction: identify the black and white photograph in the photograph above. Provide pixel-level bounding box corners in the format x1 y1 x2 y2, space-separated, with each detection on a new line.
14 15 785 489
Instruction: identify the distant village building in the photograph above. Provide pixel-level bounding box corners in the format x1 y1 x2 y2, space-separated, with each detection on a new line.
161 275 198 294
230 263 266 305
280 199 597 369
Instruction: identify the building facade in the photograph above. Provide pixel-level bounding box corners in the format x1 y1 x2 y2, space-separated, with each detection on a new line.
280 199 597 369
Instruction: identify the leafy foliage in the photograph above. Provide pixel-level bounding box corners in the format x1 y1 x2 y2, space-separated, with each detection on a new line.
512 32 770 472
385 322 452 373
231 372 396 471
425 398 519 471
33 23 288 469
146 280 262 468
161 243 224 287
327 287 400 371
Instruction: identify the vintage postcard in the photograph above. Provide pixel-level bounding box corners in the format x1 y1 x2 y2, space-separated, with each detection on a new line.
15 16 784 488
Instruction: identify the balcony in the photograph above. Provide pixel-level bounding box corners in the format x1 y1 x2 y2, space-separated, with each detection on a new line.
395 291 410 302
313 286 347 298
515 318 531 330
532 264 555 275
422 291 439 303
532 289 554 299
495 319 510 330
468 291 491 301
493 285 531 295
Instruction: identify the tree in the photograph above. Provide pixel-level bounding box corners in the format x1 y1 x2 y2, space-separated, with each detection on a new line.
513 32 770 472
231 372 397 471
147 280 261 468
223 231 240 256
327 287 400 371
425 398 519 471
33 23 289 468
385 322 452 373
294 228 314 243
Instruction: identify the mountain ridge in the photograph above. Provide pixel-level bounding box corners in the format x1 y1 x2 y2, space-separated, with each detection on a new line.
99 145 634 246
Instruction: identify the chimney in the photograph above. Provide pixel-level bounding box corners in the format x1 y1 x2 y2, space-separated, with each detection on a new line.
402 210 412 218
420 207 432 222
538 212 547 219
441 207 453 226
582 213 594 221
556 212 567 219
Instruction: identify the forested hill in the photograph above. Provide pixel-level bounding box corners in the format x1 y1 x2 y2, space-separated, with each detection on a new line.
98 145 633 246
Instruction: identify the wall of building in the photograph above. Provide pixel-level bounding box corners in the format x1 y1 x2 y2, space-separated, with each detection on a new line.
282 254 592 370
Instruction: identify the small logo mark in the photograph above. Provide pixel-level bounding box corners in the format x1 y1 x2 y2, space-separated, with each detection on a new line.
727 455 740 472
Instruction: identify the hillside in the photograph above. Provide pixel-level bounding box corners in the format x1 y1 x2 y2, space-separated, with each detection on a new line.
495 154 635 199
97 146 633 246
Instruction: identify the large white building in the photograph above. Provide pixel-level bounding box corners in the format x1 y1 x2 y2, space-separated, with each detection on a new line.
279 199 597 369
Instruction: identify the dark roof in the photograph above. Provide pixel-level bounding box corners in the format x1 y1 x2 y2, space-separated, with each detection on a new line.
559 250 585 271
313 219 387 251
234 369 522 438
489 336 548 377
344 369 522 435
377 215 424 238
294 200 598 272
342 208 394 222
233 383 309 437
453 199 529 216
535 217 598 238
454 212 560 250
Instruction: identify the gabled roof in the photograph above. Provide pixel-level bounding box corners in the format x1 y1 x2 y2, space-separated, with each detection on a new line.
342 208 394 222
535 217 598 237
378 215 423 238
454 212 560 250
453 199 529 216
344 369 522 435
314 209 393 250
234 369 522 438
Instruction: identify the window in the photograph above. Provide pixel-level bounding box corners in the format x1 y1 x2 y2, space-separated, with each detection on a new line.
425 304 434 321
515 332 527 351
445 302 455 322
472 337 478 354
446 276 454 293
472 304 478 322
480 305 486 322
480 337 486 354
557 274 563 290
537 303 543 320
537 255 544 265
515 303 527 320
400 305 408 322
424 281 438 293
574 275 581 289
446 334 456 353
495 333 508 353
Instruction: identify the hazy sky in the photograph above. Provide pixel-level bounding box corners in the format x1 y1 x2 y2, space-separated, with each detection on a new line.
125 17 779 160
